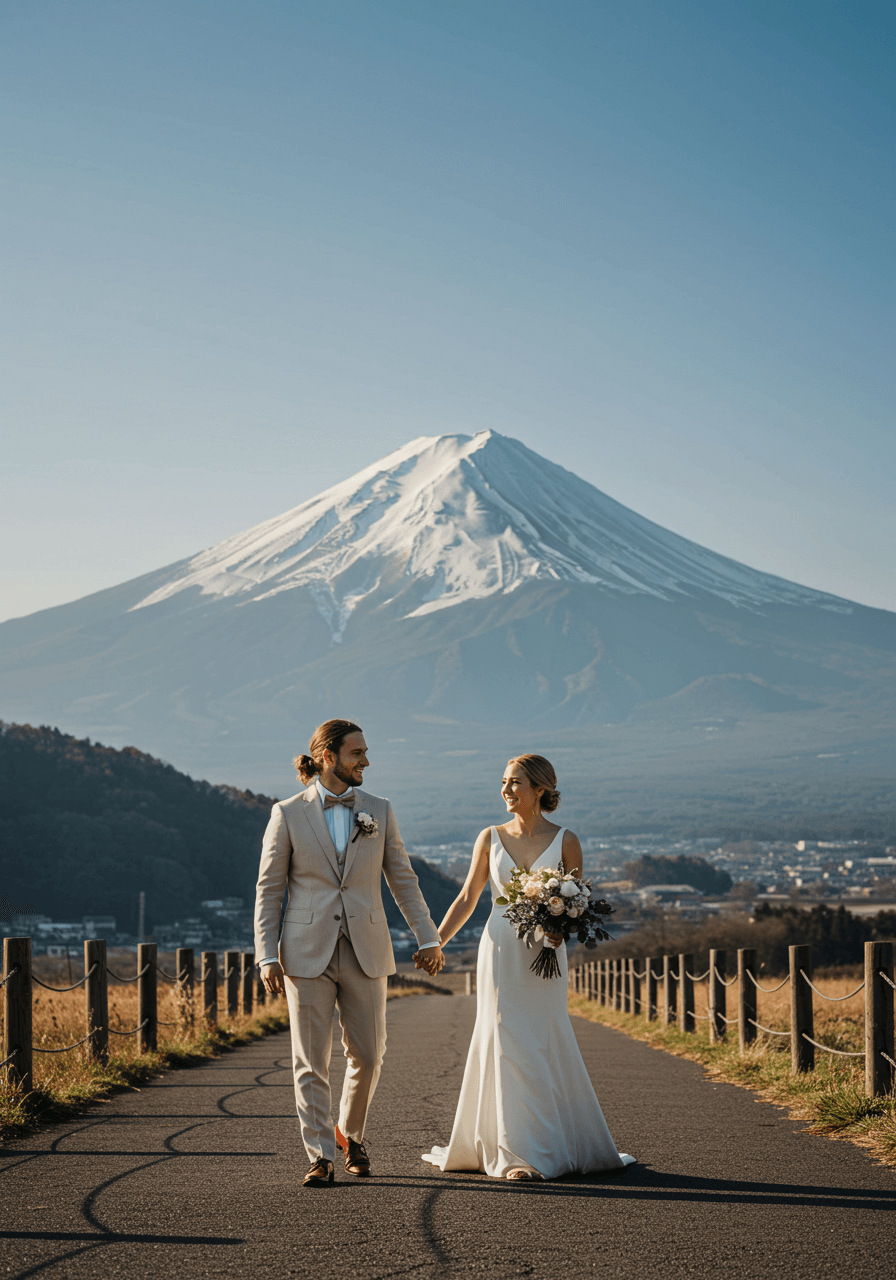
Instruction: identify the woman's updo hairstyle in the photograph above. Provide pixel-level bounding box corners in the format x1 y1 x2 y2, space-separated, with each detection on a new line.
510 754 561 812
295 719 363 784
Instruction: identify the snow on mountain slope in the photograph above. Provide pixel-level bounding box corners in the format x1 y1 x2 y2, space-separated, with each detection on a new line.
132 430 849 641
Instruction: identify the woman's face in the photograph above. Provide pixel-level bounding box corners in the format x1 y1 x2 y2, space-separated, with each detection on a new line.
501 761 543 815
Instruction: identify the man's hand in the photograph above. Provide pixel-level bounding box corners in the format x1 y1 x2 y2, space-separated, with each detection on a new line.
261 960 286 996
412 946 445 976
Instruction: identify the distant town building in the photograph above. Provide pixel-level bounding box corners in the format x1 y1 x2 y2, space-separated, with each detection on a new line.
82 916 116 935
638 884 705 901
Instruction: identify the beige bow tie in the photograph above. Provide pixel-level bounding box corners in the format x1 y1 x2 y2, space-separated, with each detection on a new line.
323 792 355 810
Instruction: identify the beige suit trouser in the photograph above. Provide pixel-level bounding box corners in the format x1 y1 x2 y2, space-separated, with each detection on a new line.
284 935 388 1162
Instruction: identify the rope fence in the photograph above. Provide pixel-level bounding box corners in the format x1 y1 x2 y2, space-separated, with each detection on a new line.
749 1018 790 1037
2 939 277 1093
0 966 21 990
801 1034 864 1059
32 965 97 993
569 939 896 1097
745 973 790 994
107 1020 149 1038
33 1031 98 1054
106 963 150 983
800 970 865 1001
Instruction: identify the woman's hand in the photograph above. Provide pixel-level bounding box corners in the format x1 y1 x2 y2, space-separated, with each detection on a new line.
544 931 564 950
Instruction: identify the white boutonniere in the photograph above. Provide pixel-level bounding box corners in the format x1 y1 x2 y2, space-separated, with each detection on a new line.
351 810 378 843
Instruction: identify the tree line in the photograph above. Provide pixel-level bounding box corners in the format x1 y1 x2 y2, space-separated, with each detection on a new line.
0 722 472 936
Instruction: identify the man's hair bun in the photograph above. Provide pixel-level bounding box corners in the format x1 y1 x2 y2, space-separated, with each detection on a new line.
294 753 320 784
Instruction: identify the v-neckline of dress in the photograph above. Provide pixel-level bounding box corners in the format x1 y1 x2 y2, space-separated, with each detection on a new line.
494 825 563 875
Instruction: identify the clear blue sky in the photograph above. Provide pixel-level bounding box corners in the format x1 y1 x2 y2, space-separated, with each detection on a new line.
2 0 893 621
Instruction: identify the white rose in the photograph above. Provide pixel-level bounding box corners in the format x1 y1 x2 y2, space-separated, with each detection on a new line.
580 885 591 898
560 882 578 898
546 877 560 889
566 906 579 918
533 925 545 941
547 897 565 915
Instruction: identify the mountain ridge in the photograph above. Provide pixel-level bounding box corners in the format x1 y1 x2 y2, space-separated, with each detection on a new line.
0 430 891 814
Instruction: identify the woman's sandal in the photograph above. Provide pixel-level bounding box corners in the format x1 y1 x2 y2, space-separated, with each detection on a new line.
505 1168 544 1181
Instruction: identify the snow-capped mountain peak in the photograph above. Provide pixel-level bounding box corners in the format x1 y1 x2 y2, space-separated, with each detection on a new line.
131 430 848 639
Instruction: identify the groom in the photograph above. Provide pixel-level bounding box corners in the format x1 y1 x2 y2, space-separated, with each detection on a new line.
254 719 444 1187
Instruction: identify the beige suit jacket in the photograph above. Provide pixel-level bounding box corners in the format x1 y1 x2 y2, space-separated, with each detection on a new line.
253 783 441 979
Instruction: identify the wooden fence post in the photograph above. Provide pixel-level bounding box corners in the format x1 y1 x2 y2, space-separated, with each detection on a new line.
225 950 240 1018
138 942 157 1053
202 951 218 1026
84 939 108 1064
589 959 596 1001
2 937 32 1094
865 941 895 1097
630 958 641 1016
679 953 695 1033
614 959 623 1010
622 958 631 1013
596 959 604 1005
663 955 676 1026
465 971 473 996
789 944 814 1073
607 959 615 1008
645 957 657 1022
738 948 757 1053
240 952 254 1017
709 949 726 1043
176 948 195 1029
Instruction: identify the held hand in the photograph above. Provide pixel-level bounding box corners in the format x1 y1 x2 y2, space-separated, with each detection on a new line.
413 947 445 976
261 960 286 996
544 932 563 950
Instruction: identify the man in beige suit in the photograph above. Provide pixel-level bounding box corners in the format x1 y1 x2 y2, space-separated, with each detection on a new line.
255 719 444 1187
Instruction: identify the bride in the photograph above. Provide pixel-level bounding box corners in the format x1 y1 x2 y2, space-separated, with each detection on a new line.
420 754 635 1181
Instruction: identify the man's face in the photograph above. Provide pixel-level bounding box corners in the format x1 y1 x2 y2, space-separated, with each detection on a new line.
332 731 369 787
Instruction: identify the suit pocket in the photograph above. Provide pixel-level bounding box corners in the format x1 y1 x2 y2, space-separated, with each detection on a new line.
283 908 314 924
369 908 386 924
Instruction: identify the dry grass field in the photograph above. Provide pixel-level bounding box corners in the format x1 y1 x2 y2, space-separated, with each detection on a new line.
569 968 896 1169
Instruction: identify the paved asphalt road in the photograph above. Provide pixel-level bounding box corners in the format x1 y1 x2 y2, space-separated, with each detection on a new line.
2 994 895 1279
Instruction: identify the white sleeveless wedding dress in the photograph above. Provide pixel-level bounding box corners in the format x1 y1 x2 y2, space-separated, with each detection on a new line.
422 826 635 1179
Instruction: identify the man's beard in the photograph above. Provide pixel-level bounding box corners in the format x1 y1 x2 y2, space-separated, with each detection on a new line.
333 760 359 788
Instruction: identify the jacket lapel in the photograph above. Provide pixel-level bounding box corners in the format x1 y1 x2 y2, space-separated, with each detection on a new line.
341 789 371 881
301 784 343 880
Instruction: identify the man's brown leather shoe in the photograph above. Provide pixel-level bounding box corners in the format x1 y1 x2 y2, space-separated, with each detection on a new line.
343 1138 371 1177
302 1157 334 1187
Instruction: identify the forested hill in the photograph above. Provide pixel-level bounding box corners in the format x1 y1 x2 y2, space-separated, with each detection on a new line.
0 722 465 935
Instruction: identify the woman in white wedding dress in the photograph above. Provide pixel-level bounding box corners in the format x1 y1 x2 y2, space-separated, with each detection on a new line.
421 755 635 1182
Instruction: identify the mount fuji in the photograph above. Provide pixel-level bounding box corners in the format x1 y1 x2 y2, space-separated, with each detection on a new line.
1 430 893 830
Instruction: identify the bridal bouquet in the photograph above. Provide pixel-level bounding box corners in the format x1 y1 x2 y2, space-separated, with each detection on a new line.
495 864 613 979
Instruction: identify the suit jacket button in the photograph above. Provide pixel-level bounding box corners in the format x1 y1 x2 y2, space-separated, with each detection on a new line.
333 915 341 921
